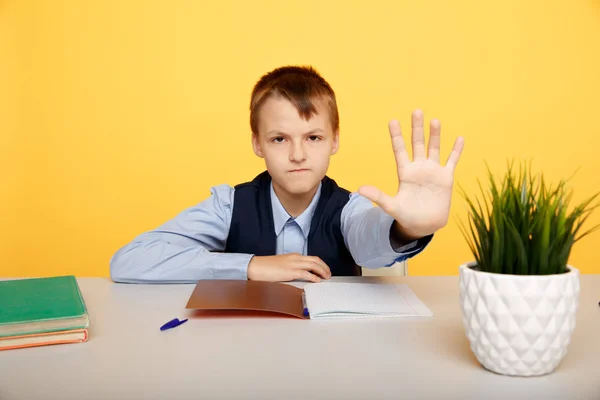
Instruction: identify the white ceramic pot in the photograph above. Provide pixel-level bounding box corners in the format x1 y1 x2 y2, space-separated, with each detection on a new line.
458 261 580 376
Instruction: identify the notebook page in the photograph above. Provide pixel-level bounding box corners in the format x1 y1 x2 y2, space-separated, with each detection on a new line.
303 282 433 319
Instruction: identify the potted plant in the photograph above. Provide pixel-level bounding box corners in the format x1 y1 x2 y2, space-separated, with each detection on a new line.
457 160 600 377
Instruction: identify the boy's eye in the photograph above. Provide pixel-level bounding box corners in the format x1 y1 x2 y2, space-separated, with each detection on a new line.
272 137 285 143
308 136 321 142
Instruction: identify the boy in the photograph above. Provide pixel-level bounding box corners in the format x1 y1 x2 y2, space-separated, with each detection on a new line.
110 65 464 284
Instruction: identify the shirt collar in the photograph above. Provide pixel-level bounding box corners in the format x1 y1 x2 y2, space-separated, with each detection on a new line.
270 181 322 239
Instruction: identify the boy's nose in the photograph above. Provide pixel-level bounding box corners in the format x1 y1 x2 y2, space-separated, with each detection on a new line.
289 142 307 162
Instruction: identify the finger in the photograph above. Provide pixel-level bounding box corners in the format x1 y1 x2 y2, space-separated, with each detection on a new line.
297 258 330 279
307 256 332 278
308 257 331 279
388 120 410 170
357 185 395 213
445 136 465 172
296 270 321 283
428 119 441 163
411 109 427 160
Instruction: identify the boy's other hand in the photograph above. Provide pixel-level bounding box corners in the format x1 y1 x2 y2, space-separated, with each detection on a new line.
247 253 332 283
358 110 465 241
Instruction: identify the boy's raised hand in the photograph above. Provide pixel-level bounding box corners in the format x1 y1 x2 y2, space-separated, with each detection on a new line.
247 253 332 283
358 110 465 241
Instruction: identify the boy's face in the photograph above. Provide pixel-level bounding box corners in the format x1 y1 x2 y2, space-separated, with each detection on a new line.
252 96 339 196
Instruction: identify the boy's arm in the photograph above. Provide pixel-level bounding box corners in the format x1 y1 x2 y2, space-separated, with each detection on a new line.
109 185 253 284
340 193 433 269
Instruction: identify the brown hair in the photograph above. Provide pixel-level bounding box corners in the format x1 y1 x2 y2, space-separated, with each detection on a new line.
249 65 339 136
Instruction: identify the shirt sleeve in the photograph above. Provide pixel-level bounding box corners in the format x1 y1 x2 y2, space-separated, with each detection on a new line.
109 184 253 283
340 192 433 269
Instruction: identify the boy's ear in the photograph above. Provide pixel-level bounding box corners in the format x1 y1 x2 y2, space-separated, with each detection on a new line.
252 134 264 158
331 129 340 155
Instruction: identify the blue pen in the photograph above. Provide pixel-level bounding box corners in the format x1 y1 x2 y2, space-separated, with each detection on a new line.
302 293 309 317
160 318 188 331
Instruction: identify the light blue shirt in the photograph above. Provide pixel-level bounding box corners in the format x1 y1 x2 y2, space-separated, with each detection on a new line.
110 182 432 283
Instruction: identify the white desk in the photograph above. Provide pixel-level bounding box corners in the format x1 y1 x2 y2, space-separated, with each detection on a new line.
1 276 599 400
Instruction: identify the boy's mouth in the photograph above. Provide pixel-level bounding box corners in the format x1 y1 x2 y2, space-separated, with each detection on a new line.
289 168 310 173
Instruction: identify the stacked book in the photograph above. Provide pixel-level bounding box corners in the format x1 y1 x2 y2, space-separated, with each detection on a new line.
0 275 89 351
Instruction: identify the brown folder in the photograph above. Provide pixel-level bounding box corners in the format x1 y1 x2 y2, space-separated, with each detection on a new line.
185 280 307 319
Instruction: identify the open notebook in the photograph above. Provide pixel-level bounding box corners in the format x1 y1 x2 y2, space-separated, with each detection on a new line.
303 282 433 319
186 280 433 320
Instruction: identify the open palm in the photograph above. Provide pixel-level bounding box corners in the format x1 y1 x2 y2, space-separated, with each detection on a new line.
358 110 465 240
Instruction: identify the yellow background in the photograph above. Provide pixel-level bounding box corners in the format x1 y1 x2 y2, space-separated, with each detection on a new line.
2 0 599 277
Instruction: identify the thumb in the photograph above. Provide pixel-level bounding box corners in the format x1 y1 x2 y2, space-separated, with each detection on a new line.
358 185 395 212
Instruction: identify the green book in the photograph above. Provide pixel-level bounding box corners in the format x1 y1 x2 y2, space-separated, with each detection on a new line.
0 276 89 338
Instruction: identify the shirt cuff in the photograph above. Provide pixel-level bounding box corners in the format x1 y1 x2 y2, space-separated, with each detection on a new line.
391 235 419 253
208 253 254 280
375 212 433 267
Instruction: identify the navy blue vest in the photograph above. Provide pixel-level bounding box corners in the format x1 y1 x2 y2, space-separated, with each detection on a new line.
224 171 361 276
